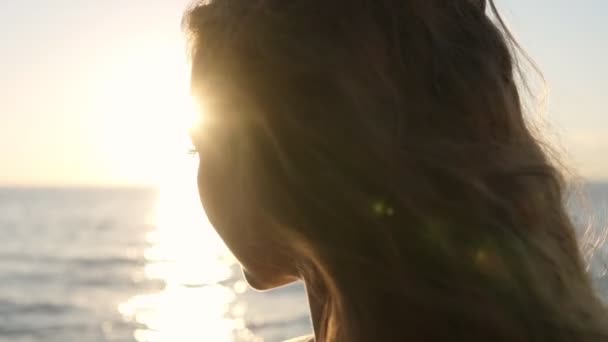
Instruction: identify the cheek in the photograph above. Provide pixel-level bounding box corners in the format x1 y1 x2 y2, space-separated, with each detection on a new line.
196 154 261 262
196 152 243 243
196 154 298 288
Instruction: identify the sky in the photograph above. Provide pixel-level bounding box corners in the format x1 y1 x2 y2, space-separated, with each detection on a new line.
0 0 606 186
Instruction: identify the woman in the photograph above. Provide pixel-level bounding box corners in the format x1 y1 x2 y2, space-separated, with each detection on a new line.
184 0 608 341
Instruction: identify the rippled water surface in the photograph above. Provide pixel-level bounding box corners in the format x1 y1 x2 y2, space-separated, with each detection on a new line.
0 183 606 341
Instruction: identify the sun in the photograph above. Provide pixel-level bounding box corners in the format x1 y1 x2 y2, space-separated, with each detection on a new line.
100 46 250 341
91 48 205 186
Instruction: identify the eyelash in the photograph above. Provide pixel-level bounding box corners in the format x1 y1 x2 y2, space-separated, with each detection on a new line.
188 131 200 155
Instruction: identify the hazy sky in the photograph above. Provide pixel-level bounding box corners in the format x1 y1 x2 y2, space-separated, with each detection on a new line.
0 0 606 186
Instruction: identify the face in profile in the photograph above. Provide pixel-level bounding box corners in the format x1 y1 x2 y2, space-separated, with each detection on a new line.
191 117 298 290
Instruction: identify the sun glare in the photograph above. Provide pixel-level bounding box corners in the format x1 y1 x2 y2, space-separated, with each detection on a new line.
109 47 258 341
92 49 207 186
116 94 257 340
118 173 242 341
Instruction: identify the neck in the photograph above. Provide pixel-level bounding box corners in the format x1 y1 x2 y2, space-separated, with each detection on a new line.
304 279 328 340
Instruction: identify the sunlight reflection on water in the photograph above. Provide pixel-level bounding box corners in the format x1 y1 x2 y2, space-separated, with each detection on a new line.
118 157 261 342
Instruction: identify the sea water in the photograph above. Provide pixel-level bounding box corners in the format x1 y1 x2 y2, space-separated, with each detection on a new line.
0 184 606 342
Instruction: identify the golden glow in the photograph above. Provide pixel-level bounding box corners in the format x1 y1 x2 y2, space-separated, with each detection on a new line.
90 49 205 186
114 53 258 340
118 163 260 341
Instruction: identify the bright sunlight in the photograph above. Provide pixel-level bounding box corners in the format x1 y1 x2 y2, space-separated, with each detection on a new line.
102 42 259 341
90 48 201 186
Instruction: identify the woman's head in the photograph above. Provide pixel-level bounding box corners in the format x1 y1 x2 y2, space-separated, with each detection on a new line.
185 0 607 340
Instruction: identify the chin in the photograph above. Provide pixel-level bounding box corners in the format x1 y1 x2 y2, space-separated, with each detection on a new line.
242 268 298 291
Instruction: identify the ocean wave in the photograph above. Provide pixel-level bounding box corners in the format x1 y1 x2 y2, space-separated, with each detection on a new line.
0 299 83 316
0 323 100 339
0 253 145 268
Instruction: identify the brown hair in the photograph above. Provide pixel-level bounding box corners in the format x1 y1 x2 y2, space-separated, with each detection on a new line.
184 0 608 340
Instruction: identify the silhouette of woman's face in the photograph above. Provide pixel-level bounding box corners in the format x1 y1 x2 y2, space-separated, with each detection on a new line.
193 120 298 290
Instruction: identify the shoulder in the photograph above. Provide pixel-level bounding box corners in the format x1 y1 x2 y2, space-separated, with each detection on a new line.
283 336 314 342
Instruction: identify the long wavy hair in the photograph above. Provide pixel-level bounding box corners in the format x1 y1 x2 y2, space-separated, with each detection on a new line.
184 0 608 340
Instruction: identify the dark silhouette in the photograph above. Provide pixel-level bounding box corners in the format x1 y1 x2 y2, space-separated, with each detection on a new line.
184 0 608 340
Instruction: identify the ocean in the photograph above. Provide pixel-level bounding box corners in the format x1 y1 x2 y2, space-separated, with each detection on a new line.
0 183 607 342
